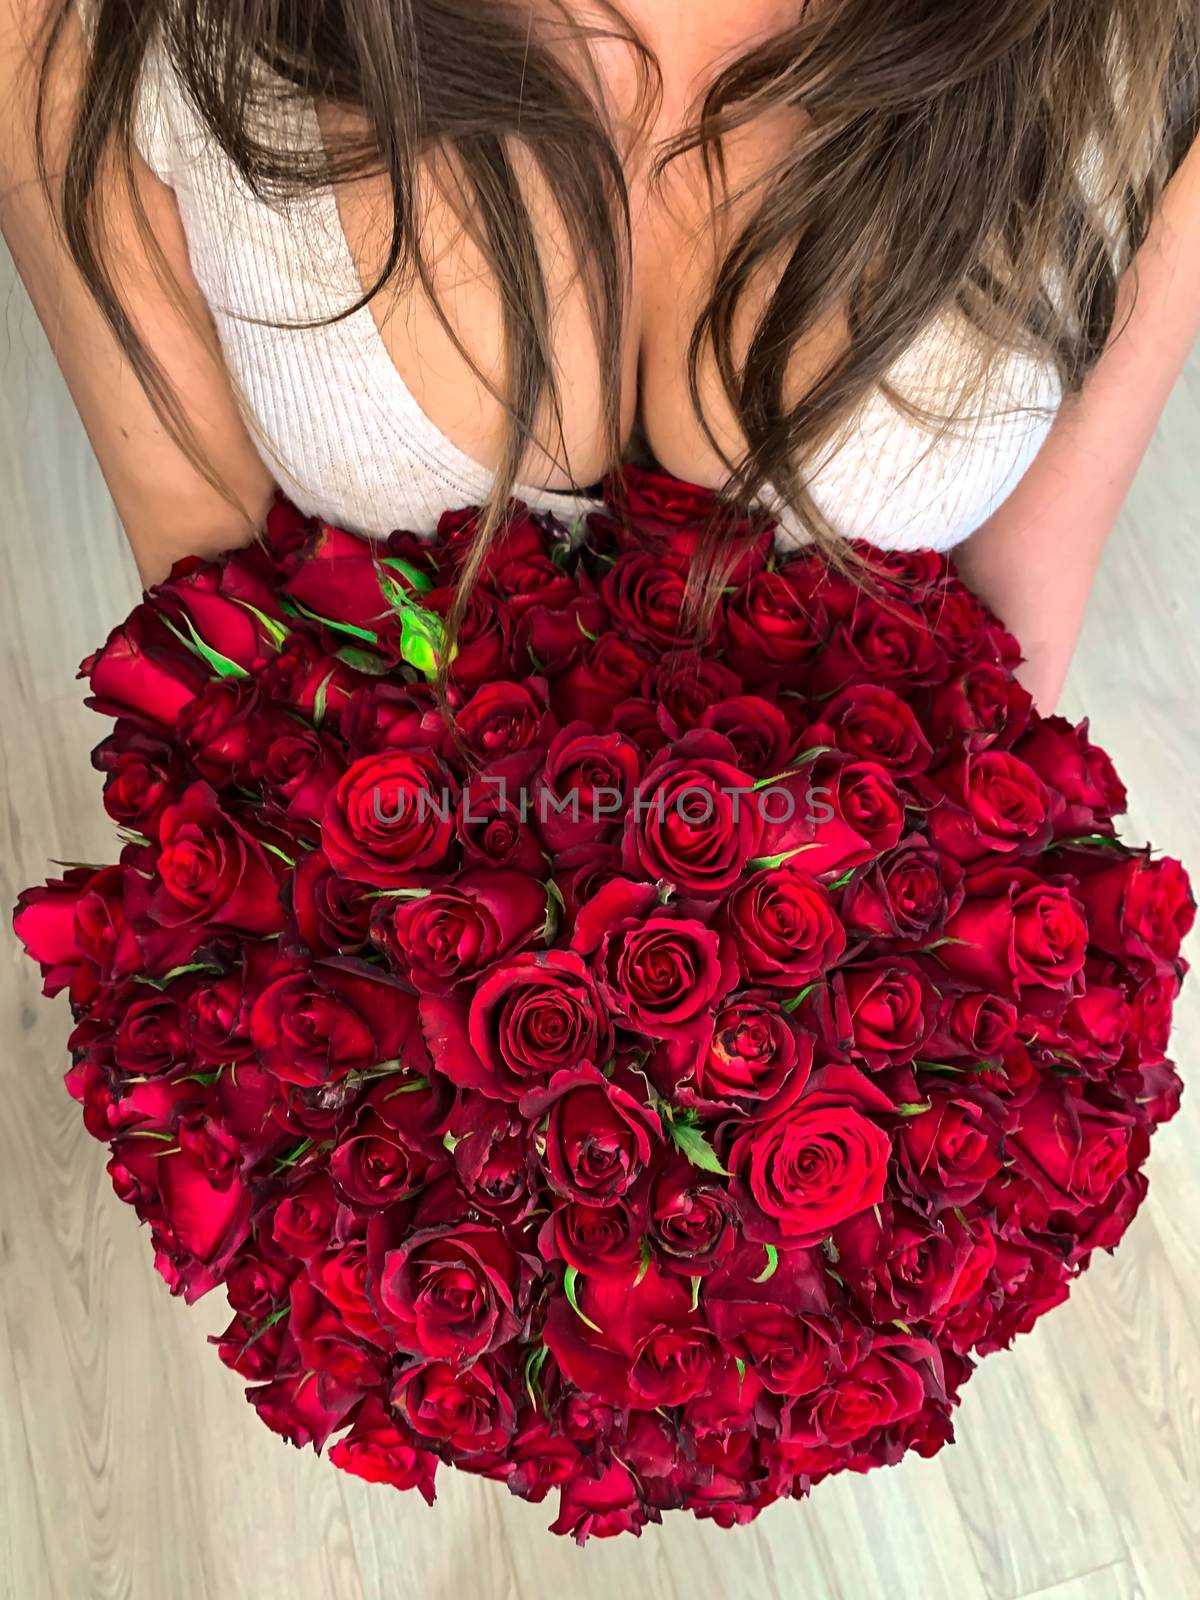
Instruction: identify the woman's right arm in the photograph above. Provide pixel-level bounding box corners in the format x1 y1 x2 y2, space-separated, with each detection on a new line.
0 0 274 582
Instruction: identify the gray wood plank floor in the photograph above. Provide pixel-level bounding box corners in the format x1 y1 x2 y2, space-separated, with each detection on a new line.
2 239 1198 1600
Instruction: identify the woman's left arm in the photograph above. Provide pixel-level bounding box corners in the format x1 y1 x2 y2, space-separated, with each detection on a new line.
954 134 1200 711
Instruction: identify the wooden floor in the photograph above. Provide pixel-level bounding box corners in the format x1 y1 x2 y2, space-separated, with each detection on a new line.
2 240 1199 1600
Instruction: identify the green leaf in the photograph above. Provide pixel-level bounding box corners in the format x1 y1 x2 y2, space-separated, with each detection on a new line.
1046 833 1128 853
750 748 832 790
634 1238 651 1287
159 612 249 679
895 1102 932 1117
542 880 565 945
576 614 598 642
311 669 334 728
782 981 821 1013
442 1130 461 1155
232 598 290 648
563 1266 602 1333
271 1137 314 1176
752 1244 779 1284
689 1275 702 1312
289 598 381 644
747 843 821 872
827 867 857 890
668 1118 729 1176
335 645 391 675
261 840 297 868
244 1303 289 1350
378 572 450 679
523 1343 551 1409
821 1236 840 1265
379 556 433 595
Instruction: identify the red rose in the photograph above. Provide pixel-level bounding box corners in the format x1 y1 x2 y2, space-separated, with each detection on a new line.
648 1154 737 1274
841 841 962 943
927 751 1052 863
755 759 905 879
572 878 739 1045
896 1092 1003 1204
1007 1082 1139 1219
835 960 938 1070
721 866 846 987
151 783 286 940
809 685 932 777
372 1216 532 1361
84 605 210 728
322 748 457 885
940 866 1089 995
288 848 375 954
156 554 288 673
1071 851 1194 971
648 653 742 733
551 634 651 727
729 1069 893 1244
601 552 697 651
329 1400 438 1503
534 724 643 852
392 1357 516 1454
723 568 828 686
657 990 813 1113
453 752 543 874
698 694 794 778
544 1263 718 1409
539 1197 644 1277
250 960 422 1088
622 732 762 894
548 1461 646 1542
928 663 1034 750
282 521 400 635
521 1064 661 1203
454 679 554 761
371 869 548 992
421 949 612 1099
791 1340 932 1449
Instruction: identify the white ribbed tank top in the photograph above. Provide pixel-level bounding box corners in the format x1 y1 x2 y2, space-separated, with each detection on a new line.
126 33 1064 552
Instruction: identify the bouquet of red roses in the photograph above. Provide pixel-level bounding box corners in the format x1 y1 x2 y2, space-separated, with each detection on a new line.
13 471 1193 1541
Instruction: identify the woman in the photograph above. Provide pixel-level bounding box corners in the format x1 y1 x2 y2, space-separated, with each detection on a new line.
2 0 1199 709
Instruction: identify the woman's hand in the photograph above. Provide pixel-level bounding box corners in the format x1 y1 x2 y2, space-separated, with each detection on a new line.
955 133 1200 712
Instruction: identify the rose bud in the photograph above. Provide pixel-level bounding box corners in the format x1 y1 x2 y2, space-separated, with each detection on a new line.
1070 850 1194 972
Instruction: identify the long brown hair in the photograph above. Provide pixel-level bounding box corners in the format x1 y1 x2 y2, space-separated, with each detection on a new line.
36 0 1200 629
